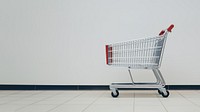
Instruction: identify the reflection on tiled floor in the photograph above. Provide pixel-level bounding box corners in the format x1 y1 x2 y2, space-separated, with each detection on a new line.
0 90 200 112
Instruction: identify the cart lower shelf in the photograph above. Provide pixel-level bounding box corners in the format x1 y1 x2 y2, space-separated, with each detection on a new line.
110 82 164 88
110 82 169 98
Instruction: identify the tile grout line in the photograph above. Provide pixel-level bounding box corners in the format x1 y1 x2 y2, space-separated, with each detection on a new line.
133 91 135 112
81 91 106 112
177 91 200 108
0 91 22 105
47 91 86 112
1 91 43 105
0 91 23 98
15 91 62 111
156 93 168 112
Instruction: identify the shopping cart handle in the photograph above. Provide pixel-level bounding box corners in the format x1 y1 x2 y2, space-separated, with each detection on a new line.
106 45 109 64
167 24 174 32
159 24 174 35
159 30 165 36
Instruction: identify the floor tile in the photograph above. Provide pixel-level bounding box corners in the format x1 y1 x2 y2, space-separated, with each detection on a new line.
165 105 200 112
84 104 133 112
16 104 57 112
135 105 166 112
49 104 88 112
0 90 199 112
0 104 27 112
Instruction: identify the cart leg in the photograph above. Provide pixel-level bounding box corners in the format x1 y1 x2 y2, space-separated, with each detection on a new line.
153 69 169 97
152 69 162 85
128 67 135 85
156 69 166 85
152 69 166 86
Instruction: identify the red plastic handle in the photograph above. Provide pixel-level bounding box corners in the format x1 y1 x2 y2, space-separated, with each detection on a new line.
159 30 165 36
167 24 174 32
105 45 109 64
105 45 112 65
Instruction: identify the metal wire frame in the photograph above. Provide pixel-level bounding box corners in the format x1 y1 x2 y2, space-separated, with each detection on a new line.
106 34 168 69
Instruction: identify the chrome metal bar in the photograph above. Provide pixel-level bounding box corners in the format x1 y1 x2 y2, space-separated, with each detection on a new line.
152 69 162 84
110 83 163 89
156 69 166 85
128 67 134 84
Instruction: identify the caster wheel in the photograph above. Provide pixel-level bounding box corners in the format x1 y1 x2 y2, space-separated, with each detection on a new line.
158 90 162 94
162 90 169 98
111 90 119 98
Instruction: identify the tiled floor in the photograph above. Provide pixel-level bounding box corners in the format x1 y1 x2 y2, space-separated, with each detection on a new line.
0 90 200 112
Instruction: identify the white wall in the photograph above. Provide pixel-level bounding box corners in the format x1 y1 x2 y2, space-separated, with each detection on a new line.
0 0 200 85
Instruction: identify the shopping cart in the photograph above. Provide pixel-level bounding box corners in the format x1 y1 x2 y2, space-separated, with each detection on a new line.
105 24 174 98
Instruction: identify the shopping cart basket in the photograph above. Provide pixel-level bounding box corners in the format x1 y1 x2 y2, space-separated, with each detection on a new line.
105 24 174 98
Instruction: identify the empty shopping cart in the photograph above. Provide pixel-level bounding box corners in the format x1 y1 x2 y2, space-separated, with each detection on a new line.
105 24 174 98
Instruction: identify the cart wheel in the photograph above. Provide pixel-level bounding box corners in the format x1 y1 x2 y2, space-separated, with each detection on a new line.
111 90 119 98
158 90 162 94
161 90 169 98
